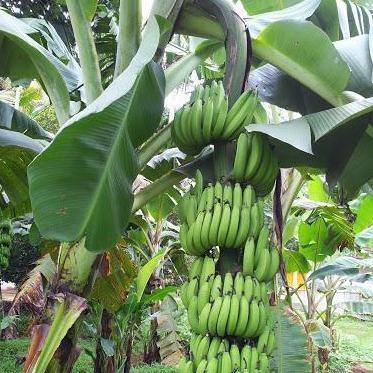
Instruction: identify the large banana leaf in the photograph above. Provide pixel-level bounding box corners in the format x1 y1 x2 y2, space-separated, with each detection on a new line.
249 34 373 114
0 10 71 124
308 255 373 280
0 127 46 215
28 17 168 252
246 97 373 192
240 0 303 15
252 20 350 107
247 0 321 36
272 307 310 373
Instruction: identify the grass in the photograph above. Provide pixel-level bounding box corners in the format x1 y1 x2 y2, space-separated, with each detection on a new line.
328 318 373 373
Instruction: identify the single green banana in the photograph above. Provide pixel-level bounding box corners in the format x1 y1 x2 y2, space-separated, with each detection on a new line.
208 297 223 335
222 272 234 295
202 98 214 143
192 212 205 254
179 223 189 253
183 361 193 373
196 359 207 373
187 278 199 301
191 333 203 358
201 211 213 249
212 80 225 123
234 272 244 298
266 330 276 354
230 344 241 372
205 184 215 212
186 222 199 256
241 345 252 371
202 84 210 102
243 275 254 302
244 300 260 337
234 296 250 337
206 357 218 373
253 278 261 300
249 202 261 239
207 337 221 360
222 91 251 138
194 169 204 201
200 256 215 285
196 335 210 366
266 248 280 282
232 133 249 181
214 181 223 203
233 183 243 208
222 184 233 206
224 204 240 247
250 141 271 189
226 294 240 335
259 353 269 373
198 302 212 334
254 301 268 337
217 203 231 247
244 133 264 180
242 237 255 276
189 257 204 280
233 206 251 248
211 97 228 139
197 188 208 213
243 184 255 207
198 282 211 315
249 348 259 373
188 295 199 332
257 325 270 355
190 99 203 146
180 105 194 145
208 202 222 247
255 248 270 282
260 282 268 304
192 85 204 103
221 352 232 373
216 295 231 336
210 275 222 302
180 282 189 308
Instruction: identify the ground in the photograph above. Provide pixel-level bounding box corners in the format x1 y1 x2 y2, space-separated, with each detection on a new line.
0 318 371 372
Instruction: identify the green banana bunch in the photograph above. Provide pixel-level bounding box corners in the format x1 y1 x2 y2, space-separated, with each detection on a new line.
0 219 11 270
232 132 279 195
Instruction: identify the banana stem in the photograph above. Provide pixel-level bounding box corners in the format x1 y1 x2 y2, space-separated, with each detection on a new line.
213 143 229 180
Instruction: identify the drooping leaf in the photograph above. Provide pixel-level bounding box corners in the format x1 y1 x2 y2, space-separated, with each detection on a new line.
165 40 222 95
308 255 373 280
252 20 350 107
28 17 167 252
0 9 71 124
91 248 137 313
249 35 373 114
272 307 311 373
0 100 53 141
136 249 167 300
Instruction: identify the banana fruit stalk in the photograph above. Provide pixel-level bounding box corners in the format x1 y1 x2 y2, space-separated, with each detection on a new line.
175 81 280 372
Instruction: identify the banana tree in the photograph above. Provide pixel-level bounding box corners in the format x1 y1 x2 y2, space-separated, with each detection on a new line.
0 0 372 372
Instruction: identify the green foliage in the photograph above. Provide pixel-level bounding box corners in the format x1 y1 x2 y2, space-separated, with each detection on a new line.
132 364 177 373
31 106 59 134
328 318 373 373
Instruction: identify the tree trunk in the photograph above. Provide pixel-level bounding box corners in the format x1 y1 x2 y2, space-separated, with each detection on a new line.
123 329 134 373
94 309 115 373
